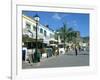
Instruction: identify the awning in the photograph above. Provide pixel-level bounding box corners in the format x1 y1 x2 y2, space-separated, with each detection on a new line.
49 44 57 47
49 38 57 42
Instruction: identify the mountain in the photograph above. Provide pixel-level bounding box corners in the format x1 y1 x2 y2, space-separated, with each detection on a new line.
81 36 89 43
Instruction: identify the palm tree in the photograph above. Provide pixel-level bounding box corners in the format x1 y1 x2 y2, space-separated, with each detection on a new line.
57 23 77 49
57 23 71 49
67 31 77 43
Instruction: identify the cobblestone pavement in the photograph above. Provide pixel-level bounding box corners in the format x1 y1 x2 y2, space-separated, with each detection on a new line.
22 51 89 69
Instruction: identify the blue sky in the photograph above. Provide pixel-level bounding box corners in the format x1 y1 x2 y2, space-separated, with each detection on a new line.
22 11 89 37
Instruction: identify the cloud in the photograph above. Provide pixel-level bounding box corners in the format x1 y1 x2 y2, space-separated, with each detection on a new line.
52 13 70 21
67 20 78 26
67 20 78 30
52 13 62 20
72 20 78 26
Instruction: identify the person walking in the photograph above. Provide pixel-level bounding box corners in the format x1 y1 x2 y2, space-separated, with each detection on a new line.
78 44 81 52
75 45 78 56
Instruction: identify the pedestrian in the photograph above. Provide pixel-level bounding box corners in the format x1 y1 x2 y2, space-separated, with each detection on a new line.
78 45 81 52
28 49 34 65
53 47 56 56
75 45 78 56
55 48 58 56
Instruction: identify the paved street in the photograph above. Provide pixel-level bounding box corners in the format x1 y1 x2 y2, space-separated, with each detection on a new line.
22 51 89 69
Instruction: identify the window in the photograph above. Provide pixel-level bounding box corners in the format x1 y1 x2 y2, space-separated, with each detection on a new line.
26 22 31 29
50 33 54 38
44 30 47 37
40 28 43 33
33 26 39 31
33 26 36 31
58 44 64 48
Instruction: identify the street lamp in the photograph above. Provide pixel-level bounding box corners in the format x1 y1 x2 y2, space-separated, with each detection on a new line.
56 32 60 55
34 14 40 62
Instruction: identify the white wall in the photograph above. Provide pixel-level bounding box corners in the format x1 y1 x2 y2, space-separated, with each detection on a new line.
23 15 55 44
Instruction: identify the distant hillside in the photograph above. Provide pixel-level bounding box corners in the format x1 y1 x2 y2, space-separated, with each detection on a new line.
81 36 89 43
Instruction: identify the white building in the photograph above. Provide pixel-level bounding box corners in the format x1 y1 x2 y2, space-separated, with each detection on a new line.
22 14 55 47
